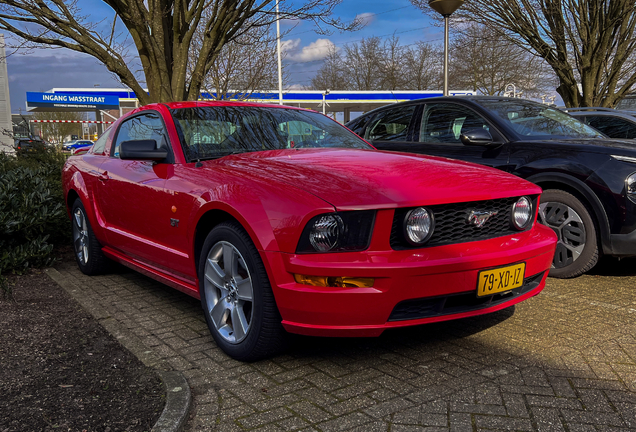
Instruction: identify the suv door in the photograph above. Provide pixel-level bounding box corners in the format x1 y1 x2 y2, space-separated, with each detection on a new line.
412 102 509 169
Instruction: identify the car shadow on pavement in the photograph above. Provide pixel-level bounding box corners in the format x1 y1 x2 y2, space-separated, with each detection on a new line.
286 307 516 359
586 256 636 277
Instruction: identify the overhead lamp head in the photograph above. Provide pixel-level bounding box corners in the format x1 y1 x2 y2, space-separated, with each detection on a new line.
428 0 464 16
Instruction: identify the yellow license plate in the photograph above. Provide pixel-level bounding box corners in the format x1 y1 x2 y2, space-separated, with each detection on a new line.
477 263 526 297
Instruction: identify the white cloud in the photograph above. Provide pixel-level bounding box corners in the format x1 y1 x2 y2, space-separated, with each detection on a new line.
285 83 307 90
354 12 375 27
281 38 301 54
283 38 337 63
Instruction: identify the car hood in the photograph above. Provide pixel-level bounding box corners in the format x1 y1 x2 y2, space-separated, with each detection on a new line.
208 149 540 209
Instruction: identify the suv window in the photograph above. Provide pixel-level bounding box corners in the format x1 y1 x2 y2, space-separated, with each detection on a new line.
365 105 416 141
585 115 636 139
112 112 167 158
346 114 372 136
420 104 490 143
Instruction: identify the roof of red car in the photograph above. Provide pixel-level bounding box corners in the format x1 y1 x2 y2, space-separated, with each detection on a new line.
162 100 311 111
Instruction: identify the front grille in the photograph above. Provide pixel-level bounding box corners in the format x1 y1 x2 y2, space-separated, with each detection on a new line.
388 271 545 321
390 196 538 250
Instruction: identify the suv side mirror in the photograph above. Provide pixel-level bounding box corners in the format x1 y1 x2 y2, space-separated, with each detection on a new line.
120 139 168 161
460 128 495 146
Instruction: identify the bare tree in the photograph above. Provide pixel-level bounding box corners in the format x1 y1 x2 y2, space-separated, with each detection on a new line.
32 111 87 145
403 41 441 90
193 22 281 100
379 35 408 90
0 0 354 105
449 24 554 97
343 37 384 90
411 0 636 107
310 45 349 90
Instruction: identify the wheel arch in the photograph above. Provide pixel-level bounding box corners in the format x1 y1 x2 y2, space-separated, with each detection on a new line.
66 189 80 212
192 208 236 273
527 172 611 255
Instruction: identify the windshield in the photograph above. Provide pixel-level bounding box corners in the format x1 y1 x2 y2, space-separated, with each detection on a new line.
170 105 372 161
478 100 605 139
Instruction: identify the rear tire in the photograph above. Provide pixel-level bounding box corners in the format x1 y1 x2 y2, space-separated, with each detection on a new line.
71 198 110 275
198 221 286 361
538 190 599 278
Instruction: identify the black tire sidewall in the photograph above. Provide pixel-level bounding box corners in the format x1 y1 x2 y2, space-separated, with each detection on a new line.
198 222 270 361
540 189 599 278
71 198 107 275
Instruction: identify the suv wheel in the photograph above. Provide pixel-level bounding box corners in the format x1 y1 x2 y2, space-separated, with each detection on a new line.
538 189 599 278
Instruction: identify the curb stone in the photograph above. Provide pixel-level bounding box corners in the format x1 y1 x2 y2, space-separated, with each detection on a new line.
152 371 191 432
45 267 192 432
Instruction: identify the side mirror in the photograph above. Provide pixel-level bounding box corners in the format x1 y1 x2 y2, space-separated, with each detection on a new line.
120 139 168 161
460 128 495 146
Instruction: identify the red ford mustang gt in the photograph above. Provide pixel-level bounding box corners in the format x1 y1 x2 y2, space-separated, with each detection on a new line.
62 101 557 361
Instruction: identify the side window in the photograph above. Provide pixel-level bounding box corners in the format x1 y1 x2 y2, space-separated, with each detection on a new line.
92 127 112 155
586 116 636 139
365 105 416 141
346 114 371 137
112 112 167 158
420 104 490 144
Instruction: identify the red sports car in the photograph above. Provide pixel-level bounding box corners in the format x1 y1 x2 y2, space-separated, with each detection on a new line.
62 101 557 361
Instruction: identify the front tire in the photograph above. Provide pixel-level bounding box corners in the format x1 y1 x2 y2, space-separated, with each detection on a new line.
538 190 599 278
71 198 110 275
198 221 286 361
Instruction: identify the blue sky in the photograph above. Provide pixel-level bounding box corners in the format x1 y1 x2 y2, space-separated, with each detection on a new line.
6 0 440 113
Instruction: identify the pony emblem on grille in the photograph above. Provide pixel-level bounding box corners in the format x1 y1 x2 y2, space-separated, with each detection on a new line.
467 210 498 228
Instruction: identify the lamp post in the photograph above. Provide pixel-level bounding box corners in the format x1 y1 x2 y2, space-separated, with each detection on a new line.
505 83 517 98
322 89 330 115
428 0 464 96
276 0 283 105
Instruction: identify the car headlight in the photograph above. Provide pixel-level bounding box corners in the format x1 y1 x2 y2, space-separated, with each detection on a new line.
404 207 434 245
296 211 376 253
309 214 343 252
627 173 636 203
512 196 533 230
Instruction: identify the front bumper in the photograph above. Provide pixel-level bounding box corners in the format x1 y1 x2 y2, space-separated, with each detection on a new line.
610 229 636 256
263 223 556 337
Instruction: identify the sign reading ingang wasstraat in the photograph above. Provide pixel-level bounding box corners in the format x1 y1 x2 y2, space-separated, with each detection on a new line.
26 92 120 110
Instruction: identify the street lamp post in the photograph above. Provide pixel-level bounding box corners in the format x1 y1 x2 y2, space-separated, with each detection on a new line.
276 0 283 105
428 0 464 96
322 89 330 115
505 83 517 98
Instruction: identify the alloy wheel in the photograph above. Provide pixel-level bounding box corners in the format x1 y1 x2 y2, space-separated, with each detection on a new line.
73 207 89 265
203 241 254 344
538 201 586 268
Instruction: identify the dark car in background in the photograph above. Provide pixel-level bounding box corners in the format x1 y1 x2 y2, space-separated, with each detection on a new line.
14 138 48 153
347 96 636 278
563 107 636 140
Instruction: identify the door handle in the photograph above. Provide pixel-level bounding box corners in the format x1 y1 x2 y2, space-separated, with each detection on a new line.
98 171 110 182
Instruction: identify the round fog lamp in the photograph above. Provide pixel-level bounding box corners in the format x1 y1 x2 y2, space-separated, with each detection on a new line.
405 207 433 245
309 215 343 252
512 197 532 229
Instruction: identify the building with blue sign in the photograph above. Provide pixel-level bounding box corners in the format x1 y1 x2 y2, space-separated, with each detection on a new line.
25 88 476 125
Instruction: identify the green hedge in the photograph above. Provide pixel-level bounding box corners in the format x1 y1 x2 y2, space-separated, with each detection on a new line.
0 148 68 296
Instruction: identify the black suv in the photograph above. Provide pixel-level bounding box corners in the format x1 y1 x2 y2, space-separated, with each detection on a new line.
346 96 636 278
562 107 636 140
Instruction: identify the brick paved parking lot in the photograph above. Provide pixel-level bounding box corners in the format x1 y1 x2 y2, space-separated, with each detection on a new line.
48 259 636 432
